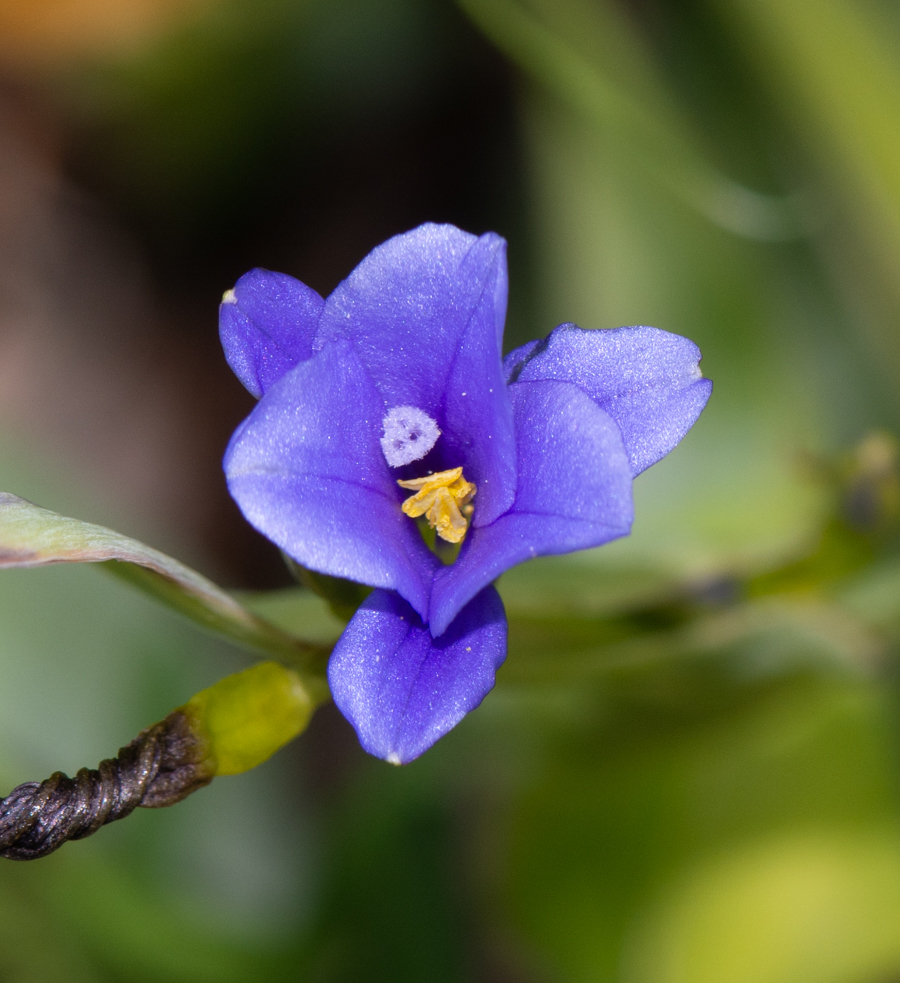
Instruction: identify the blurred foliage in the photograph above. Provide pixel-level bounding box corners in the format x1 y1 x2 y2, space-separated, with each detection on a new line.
5 0 900 981
0 0 211 70
51 0 520 288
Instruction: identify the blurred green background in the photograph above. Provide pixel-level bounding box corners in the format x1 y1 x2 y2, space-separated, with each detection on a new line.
5 0 900 979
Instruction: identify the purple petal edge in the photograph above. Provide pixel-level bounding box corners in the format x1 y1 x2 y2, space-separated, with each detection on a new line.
329 586 508 764
220 268 324 398
511 323 712 475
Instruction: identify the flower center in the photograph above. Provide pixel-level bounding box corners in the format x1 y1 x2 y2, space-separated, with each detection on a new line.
397 468 477 544
380 406 441 467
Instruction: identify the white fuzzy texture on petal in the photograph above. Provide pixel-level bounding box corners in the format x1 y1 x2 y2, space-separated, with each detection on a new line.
380 405 441 467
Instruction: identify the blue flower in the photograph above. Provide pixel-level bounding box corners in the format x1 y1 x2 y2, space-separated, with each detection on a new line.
220 224 711 763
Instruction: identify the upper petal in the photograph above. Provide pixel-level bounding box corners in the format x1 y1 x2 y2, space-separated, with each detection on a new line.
315 223 517 524
509 324 712 475
328 585 507 763
224 340 436 617
220 268 324 398
429 379 634 637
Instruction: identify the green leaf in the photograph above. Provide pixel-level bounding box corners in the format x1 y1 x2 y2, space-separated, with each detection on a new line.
237 586 346 644
282 553 372 622
0 492 328 672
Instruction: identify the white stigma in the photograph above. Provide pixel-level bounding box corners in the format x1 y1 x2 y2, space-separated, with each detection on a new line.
380 405 440 467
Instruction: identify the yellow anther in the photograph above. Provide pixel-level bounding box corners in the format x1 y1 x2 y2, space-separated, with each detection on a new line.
397 467 477 544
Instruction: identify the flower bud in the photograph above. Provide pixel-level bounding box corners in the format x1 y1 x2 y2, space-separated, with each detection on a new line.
184 661 323 775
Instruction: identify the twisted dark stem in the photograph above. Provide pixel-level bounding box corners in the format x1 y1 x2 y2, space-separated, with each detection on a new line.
0 711 214 860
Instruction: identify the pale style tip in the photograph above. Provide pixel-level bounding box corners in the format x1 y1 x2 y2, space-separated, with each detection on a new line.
380 405 441 467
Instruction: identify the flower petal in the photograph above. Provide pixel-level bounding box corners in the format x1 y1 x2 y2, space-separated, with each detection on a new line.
315 223 517 523
429 379 633 637
509 324 712 475
328 586 507 763
220 268 324 398
225 340 436 617
502 339 542 382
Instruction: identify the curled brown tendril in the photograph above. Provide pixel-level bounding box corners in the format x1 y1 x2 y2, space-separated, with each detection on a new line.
0 711 214 861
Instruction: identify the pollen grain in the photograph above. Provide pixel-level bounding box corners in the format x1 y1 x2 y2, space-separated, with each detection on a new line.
397 467 477 544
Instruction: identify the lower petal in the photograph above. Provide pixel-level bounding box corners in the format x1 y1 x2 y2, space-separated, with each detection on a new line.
328 586 507 764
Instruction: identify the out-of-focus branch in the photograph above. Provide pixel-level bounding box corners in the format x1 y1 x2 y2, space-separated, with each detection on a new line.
0 710 213 861
0 660 324 860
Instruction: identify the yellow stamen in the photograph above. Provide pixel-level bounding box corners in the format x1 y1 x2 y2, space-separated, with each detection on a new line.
397 467 477 544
